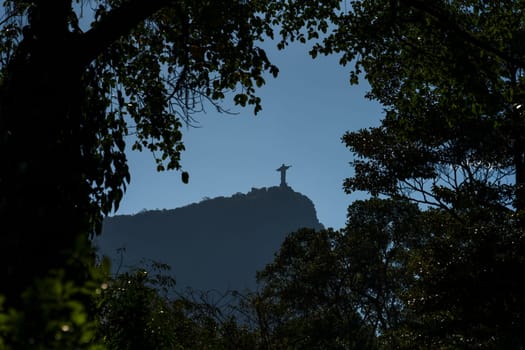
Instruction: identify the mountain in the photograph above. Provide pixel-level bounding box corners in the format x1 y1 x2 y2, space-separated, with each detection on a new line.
93 185 324 293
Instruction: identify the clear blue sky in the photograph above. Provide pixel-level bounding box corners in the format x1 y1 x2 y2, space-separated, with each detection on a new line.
117 39 383 230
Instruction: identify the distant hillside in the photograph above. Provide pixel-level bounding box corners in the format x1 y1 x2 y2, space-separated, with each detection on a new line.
93 185 324 293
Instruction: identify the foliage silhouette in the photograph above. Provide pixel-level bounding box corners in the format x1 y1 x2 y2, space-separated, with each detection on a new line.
96 259 260 350
252 199 420 349
0 0 280 346
0 0 278 322
263 0 525 347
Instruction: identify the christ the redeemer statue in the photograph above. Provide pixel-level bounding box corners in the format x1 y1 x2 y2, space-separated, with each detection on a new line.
276 164 291 187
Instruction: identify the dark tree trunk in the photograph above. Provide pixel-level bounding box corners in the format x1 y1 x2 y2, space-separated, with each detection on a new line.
0 0 170 309
0 1 92 308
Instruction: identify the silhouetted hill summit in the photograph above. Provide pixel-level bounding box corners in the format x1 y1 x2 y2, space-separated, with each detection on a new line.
94 185 324 292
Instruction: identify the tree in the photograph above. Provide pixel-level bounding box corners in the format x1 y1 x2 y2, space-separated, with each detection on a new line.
96 261 179 350
254 227 378 349
0 0 278 309
266 0 525 347
340 199 421 348
251 200 431 349
252 200 523 349
336 2 525 346
97 260 259 350
269 0 525 212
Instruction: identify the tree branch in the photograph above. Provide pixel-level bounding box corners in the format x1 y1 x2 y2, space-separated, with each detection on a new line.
401 0 525 68
75 0 172 67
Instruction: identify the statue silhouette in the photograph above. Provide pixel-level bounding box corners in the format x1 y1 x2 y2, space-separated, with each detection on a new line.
276 164 291 187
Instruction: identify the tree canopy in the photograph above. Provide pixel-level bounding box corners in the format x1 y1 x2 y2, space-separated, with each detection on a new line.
254 199 421 349
0 0 279 309
0 1 282 346
267 0 525 212
258 0 525 347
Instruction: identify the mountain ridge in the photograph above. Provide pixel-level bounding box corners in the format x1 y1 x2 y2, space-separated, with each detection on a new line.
94 185 324 292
